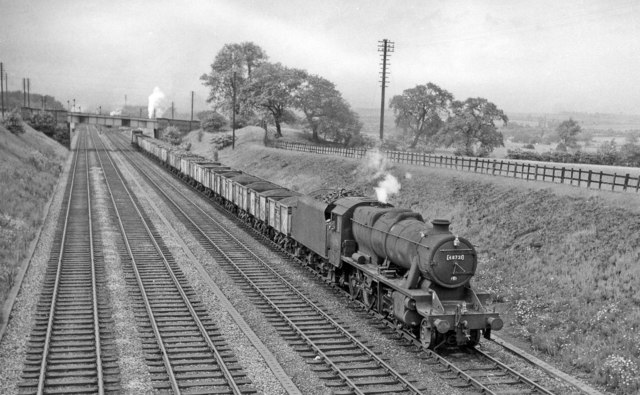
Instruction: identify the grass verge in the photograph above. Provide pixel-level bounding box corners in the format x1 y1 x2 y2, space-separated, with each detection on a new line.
0 123 68 322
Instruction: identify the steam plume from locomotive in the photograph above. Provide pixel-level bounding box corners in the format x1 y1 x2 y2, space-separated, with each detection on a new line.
148 87 166 118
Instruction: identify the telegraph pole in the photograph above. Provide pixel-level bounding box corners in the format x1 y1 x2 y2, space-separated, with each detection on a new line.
190 91 194 131
4 72 7 113
232 71 237 150
23 78 26 107
378 39 394 141
27 78 30 107
1 62 4 118
231 53 237 150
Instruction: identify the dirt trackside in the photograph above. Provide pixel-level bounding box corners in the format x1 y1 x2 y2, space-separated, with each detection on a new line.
210 134 640 392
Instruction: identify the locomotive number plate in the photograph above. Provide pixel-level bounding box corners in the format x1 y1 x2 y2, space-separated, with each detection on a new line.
446 254 465 261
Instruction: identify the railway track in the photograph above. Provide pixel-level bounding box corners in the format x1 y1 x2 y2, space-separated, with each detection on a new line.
106 133 425 394
19 132 121 394
89 128 255 394
111 131 601 395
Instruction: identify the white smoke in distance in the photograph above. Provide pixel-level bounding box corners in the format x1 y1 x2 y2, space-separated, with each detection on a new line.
148 87 167 118
110 108 122 116
365 149 402 203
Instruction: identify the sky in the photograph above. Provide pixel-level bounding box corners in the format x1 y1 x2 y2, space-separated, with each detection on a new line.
1 0 639 117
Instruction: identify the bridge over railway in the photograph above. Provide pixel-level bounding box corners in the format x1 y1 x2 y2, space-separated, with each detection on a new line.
19 106 197 136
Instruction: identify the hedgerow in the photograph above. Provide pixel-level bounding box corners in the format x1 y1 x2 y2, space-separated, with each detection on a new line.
507 148 640 167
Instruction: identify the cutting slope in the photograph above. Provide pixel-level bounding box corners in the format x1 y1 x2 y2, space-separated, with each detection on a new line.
0 123 68 317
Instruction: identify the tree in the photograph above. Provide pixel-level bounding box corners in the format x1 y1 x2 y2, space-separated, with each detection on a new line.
199 111 227 133
442 97 508 157
389 83 453 148
295 74 339 141
556 118 582 148
316 99 364 146
200 42 268 115
620 137 640 166
243 62 306 137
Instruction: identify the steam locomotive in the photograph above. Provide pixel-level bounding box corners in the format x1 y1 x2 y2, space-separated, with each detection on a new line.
132 132 503 349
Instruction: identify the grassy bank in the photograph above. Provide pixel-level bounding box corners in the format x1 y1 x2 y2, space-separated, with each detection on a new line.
0 124 68 320
183 126 640 393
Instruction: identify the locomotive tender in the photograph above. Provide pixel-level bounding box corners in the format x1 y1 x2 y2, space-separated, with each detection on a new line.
131 132 503 349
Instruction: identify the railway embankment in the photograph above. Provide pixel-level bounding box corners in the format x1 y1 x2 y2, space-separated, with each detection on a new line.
202 128 639 394
0 123 69 334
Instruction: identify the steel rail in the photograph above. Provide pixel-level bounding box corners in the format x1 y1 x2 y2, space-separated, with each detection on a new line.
35 133 95 394
89 129 181 395
86 127 105 395
474 348 554 394
92 129 242 395
113 134 421 394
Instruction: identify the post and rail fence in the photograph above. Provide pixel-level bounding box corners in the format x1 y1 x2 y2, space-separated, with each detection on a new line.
268 141 640 194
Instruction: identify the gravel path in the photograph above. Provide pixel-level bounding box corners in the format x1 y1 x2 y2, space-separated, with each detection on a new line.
0 136 76 394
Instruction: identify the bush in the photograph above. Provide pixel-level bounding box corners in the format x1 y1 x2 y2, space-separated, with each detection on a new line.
200 112 227 133
210 133 234 149
162 126 182 145
28 111 57 136
53 125 70 148
2 108 25 134
523 143 535 150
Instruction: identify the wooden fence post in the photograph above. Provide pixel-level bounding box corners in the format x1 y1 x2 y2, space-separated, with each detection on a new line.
561 167 565 184
577 168 582 186
587 170 592 188
624 174 630 191
612 174 617 191
598 171 603 189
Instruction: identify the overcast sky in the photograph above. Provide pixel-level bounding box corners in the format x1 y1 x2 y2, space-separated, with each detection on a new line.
1 0 639 116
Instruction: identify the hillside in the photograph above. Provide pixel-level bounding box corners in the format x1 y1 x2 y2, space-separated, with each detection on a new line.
180 126 640 393
0 123 68 319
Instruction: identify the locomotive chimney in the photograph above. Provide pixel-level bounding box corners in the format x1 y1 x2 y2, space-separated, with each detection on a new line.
431 219 451 233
